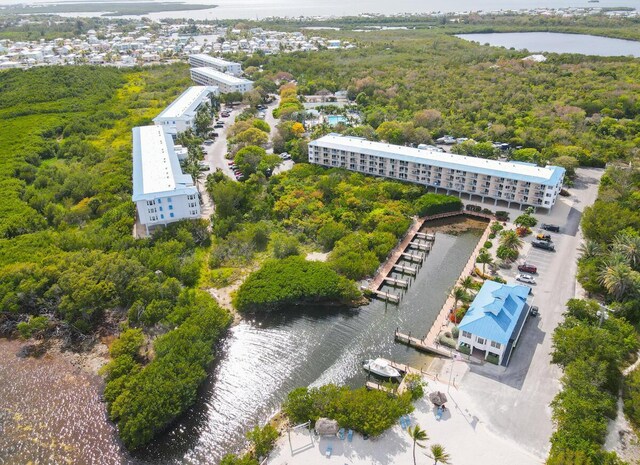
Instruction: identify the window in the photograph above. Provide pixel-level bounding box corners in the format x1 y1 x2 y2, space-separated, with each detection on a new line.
160 214 164 219
170 213 174 218
476 337 485 345
159 206 163 212
157 199 161 203
169 205 173 210
146 200 154 206
462 331 472 339
490 341 501 349
167 197 172 202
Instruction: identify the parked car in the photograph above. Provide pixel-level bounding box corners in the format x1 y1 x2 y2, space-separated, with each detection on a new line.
532 240 555 251
436 135 456 145
210 132 219 137
516 273 536 284
518 263 537 274
214 123 224 128
530 306 539 317
203 139 214 145
279 152 291 160
541 223 560 232
198 163 210 171
536 233 552 242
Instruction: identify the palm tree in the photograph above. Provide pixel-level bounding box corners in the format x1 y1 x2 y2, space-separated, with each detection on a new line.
408 425 428 465
613 234 640 270
459 276 475 295
476 249 493 278
578 240 601 260
428 444 451 464
450 287 469 320
499 230 523 252
599 263 638 301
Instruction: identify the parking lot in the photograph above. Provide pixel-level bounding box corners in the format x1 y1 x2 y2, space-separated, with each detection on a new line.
447 167 604 460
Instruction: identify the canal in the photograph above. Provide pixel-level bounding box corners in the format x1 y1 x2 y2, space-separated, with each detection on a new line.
138 220 484 464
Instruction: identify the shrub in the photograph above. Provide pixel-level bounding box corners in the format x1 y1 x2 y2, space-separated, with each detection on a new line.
283 384 413 437
451 326 459 339
234 256 361 312
403 373 425 401
438 334 457 349
486 353 500 365
483 240 493 249
458 344 471 355
488 233 496 239
495 211 509 221
414 193 462 217
246 424 279 459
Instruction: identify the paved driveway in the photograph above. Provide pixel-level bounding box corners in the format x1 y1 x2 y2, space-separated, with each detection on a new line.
454 167 604 459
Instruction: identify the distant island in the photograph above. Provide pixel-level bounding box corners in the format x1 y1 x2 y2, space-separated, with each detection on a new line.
0 2 216 17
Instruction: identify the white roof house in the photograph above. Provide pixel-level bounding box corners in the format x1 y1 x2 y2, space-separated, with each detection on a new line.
188 53 242 76
310 134 564 186
132 126 196 202
153 85 218 136
308 134 565 210
132 126 201 236
190 67 253 94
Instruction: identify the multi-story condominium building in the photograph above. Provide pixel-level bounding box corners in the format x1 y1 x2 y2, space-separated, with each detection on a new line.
190 67 253 94
188 54 243 76
152 85 219 136
308 134 565 210
132 125 201 236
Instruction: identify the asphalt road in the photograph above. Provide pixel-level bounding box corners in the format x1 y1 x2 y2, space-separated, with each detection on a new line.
457 167 604 459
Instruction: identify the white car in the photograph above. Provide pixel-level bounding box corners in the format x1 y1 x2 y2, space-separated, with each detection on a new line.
516 273 536 284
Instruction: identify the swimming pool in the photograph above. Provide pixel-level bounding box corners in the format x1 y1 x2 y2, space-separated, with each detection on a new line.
327 115 347 126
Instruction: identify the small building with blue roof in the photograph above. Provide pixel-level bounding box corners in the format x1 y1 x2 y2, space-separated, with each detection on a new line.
457 280 531 365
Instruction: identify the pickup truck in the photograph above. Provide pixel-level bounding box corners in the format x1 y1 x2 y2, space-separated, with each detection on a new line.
518 263 537 274
532 240 555 251
541 223 560 232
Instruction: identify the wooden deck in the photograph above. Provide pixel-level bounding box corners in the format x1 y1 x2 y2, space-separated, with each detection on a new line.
394 330 453 358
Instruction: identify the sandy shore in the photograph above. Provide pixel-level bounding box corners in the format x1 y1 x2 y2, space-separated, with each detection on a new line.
267 372 541 465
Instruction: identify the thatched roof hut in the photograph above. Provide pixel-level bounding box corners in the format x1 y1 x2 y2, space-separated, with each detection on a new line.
314 418 339 436
429 391 448 406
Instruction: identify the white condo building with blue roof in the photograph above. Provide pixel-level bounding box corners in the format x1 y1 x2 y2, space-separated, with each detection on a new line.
152 85 218 137
132 125 200 236
308 134 565 210
457 281 531 366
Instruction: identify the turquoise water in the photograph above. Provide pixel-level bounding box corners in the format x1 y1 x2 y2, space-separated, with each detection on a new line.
327 115 348 126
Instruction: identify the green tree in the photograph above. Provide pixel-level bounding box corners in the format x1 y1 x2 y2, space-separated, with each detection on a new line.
234 145 267 177
499 230 523 252
428 444 451 464
598 263 639 301
514 213 537 229
408 424 429 465
246 424 278 459
451 286 469 312
194 104 212 137
476 249 493 276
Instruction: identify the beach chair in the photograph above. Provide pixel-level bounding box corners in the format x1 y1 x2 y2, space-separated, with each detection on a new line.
325 445 333 458
338 428 345 440
347 429 354 442
436 405 443 421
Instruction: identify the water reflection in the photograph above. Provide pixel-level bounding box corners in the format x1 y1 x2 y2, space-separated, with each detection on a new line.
140 228 482 464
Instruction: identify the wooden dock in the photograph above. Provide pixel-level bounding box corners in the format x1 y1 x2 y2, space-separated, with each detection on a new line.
373 290 401 303
365 381 395 394
415 232 436 241
393 264 417 275
409 241 431 251
383 277 408 288
401 252 424 263
394 330 453 358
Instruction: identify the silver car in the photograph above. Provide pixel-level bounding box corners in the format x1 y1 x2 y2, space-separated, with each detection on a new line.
516 273 536 284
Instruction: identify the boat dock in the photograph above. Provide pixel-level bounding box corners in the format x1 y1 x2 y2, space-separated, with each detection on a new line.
394 329 454 358
383 277 409 288
364 358 424 395
372 290 401 303
392 264 417 275
400 252 424 263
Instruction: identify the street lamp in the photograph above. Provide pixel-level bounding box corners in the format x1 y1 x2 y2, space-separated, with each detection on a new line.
596 303 613 327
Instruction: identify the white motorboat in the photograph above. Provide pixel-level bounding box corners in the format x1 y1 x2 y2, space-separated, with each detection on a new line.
362 358 401 378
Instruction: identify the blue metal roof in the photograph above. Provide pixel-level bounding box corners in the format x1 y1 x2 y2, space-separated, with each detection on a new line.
458 281 530 344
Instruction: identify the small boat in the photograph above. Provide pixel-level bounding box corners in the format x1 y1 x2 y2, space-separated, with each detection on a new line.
362 358 401 378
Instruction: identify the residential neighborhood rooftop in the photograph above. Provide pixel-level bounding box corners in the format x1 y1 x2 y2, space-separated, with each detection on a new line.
310 134 565 185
